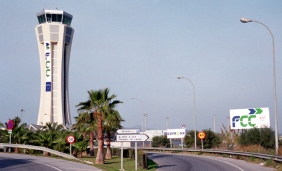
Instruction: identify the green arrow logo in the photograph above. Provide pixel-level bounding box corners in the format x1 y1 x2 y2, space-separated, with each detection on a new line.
256 108 263 114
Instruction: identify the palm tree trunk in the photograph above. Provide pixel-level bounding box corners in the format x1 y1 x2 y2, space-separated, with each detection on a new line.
95 112 104 164
15 147 19 153
43 151 50 156
89 132 94 156
105 131 112 159
72 150 78 157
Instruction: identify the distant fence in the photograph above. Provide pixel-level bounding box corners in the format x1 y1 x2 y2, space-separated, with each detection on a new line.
0 143 78 160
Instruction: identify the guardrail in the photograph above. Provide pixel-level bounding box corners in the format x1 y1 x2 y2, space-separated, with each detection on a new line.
134 147 282 162
0 143 78 160
1 143 281 163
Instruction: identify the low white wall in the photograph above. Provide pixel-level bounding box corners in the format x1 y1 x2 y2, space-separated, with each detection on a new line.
110 142 131 148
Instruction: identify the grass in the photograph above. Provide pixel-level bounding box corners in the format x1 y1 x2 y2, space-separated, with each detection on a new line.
81 156 157 171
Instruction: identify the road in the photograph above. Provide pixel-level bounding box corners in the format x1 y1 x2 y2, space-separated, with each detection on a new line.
147 152 275 171
0 153 102 171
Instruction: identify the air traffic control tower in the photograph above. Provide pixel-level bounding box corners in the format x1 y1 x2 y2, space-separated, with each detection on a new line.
35 10 74 125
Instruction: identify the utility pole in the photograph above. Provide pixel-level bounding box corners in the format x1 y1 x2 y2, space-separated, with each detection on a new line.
20 109 24 123
165 116 169 129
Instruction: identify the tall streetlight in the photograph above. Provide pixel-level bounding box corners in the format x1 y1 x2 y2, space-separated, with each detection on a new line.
165 116 169 129
144 114 148 131
240 18 278 156
20 109 24 123
131 97 145 132
213 115 216 133
177 76 197 149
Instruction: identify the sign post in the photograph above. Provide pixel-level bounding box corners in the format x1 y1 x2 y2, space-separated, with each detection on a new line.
66 135 75 155
198 131 206 149
116 129 148 171
7 120 14 152
135 142 137 170
121 142 124 171
8 130 12 152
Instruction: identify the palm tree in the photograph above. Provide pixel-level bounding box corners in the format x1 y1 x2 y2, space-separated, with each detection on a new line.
0 122 8 143
70 131 86 157
73 112 97 156
72 139 88 158
53 129 70 152
104 110 124 159
77 88 122 164
31 122 64 155
73 112 90 139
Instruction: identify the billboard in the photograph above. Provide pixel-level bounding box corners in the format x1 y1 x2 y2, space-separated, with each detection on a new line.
230 107 270 129
167 129 186 139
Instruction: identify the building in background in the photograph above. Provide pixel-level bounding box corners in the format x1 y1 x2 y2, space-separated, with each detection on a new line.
35 9 74 125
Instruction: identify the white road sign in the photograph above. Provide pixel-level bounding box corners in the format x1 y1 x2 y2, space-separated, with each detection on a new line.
116 134 148 142
117 129 140 134
66 135 75 144
167 129 186 138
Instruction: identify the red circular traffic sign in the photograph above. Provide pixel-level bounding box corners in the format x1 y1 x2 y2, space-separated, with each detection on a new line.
198 132 206 140
66 135 75 144
7 120 14 130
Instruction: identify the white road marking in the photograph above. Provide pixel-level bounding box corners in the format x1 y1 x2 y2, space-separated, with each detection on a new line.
151 152 245 171
33 160 62 171
2 155 62 171
203 156 244 171
176 153 245 171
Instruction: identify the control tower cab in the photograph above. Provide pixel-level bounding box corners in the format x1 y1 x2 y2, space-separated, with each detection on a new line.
36 10 72 26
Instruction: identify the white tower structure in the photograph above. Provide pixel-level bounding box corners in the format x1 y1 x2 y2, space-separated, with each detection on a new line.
35 10 74 125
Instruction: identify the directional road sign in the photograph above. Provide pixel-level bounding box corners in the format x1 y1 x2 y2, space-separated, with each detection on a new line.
116 129 140 134
116 134 148 142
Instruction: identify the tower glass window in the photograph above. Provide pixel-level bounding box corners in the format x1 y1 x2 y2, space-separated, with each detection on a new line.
46 14 51 23
52 14 62 22
37 14 46 24
63 15 72 26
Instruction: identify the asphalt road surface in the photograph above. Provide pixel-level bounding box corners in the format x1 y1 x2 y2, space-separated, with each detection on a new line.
0 153 102 171
147 152 275 171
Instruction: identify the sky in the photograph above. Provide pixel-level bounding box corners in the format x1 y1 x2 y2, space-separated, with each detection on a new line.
1 1 282 134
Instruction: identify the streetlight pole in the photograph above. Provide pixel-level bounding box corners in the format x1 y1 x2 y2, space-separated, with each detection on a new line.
214 115 216 133
144 114 148 131
240 18 278 156
165 116 169 129
131 97 145 132
20 109 24 124
177 76 197 149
